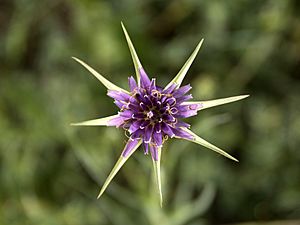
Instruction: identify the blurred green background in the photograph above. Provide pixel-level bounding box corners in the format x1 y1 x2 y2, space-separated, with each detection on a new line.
1 0 300 224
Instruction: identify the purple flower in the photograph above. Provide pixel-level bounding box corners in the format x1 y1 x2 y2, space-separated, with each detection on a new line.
71 23 249 206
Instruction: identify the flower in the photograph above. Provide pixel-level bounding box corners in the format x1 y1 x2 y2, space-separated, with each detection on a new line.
71 22 249 206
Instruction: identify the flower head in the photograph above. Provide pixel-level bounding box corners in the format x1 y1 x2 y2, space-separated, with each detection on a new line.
71 22 249 206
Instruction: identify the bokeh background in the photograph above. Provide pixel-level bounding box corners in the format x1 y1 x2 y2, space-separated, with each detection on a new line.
1 0 300 224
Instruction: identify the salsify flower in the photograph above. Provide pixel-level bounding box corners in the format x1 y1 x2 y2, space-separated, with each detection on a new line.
71 23 248 206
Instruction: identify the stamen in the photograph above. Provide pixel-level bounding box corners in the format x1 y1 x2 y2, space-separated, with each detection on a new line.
170 107 178 114
124 130 131 138
151 90 161 99
166 97 176 106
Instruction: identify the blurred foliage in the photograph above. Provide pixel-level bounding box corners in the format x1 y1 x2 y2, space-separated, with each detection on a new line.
1 0 300 225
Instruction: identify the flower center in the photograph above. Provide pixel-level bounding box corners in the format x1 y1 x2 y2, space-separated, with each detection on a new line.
147 111 154 119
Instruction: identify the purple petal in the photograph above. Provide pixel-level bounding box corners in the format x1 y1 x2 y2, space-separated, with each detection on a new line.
114 100 125 109
162 114 176 123
152 98 162 108
129 120 142 134
162 83 177 94
139 68 151 88
127 102 140 111
156 86 163 92
160 95 168 103
119 110 133 118
175 104 199 118
161 122 175 138
160 105 170 113
153 131 163 147
131 129 144 139
186 103 203 110
129 95 139 104
176 94 193 103
176 105 190 112
150 145 159 161
144 124 154 143
131 112 145 119
177 103 203 112
174 121 191 128
139 120 150 129
128 76 137 92
122 138 140 157
135 92 147 103
154 123 161 133
143 142 149 154
107 116 126 127
172 84 192 98
107 90 131 101
149 78 156 90
139 102 148 111
171 127 194 140
142 94 152 106
175 110 198 118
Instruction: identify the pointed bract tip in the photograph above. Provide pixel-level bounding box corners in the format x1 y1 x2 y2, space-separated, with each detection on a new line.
72 56 84 65
70 122 86 126
121 21 126 31
232 157 239 163
97 190 104 199
224 152 239 162
71 56 79 61
241 94 250 99
197 38 204 49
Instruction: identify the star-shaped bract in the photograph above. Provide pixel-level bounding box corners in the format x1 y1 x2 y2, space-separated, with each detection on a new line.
71 22 248 206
